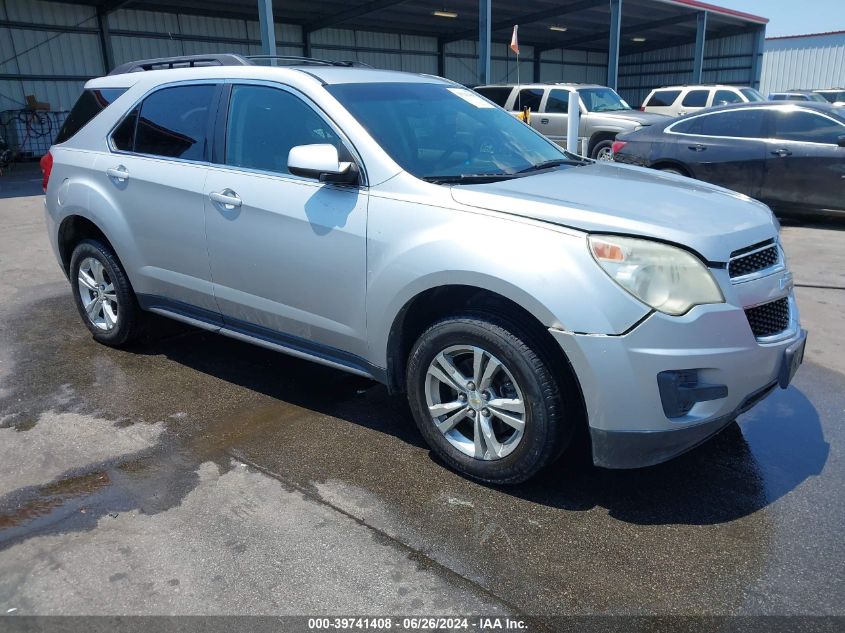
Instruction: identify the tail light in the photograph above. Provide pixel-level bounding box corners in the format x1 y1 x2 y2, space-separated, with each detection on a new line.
40 151 53 193
611 140 627 155
638 106 645 111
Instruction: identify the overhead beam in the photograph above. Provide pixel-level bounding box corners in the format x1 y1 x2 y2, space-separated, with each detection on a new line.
692 11 707 83
441 0 606 45
537 12 698 55
304 0 410 33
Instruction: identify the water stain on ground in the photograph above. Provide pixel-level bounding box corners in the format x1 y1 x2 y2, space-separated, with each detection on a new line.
0 289 840 614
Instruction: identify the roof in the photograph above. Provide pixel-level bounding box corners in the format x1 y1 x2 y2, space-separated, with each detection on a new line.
49 0 768 54
88 64 444 89
699 101 845 116
766 30 845 41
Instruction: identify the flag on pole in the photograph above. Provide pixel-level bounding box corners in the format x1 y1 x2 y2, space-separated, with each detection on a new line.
510 25 520 55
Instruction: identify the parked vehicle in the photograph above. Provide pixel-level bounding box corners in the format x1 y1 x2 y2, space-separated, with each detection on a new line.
769 91 828 103
814 89 845 106
43 55 805 483
474 83 666 160
613 102 845 214
641 85 764 117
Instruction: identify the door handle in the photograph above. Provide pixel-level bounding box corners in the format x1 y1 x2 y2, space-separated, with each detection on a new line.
540 118 549 124
209 189 242 209
771 148 792 157
688 144 707 152
106 166 129 182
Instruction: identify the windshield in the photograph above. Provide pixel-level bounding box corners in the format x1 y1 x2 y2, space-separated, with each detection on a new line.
577 87 631 112
807 92 829 103
326 82 576 181
740 88 765 102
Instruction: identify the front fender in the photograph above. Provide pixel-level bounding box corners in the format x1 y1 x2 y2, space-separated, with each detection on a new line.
364 192 650 368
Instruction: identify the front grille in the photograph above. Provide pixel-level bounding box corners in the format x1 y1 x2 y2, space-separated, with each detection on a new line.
745 297 790 338
729 245 779 278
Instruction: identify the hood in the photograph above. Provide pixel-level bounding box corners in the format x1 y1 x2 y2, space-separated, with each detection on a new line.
600 109 668 126
449 163 777 262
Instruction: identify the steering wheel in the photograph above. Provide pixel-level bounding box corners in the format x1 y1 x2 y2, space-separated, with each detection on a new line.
430 141 473 171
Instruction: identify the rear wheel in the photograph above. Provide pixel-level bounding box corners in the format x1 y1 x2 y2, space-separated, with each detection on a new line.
406 315 573 484
69 239 144 346
658 166 687 176
591 139 615 161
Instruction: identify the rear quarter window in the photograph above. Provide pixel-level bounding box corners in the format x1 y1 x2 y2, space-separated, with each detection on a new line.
646 90 681 107
473 87 513 108
55 88 127 144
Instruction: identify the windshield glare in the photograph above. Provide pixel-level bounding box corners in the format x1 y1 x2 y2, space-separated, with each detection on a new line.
577 87 631 112
740 88 765 102
326 82 573 180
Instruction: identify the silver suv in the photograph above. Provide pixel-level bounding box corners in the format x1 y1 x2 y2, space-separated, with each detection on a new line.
43 55 806 484
474 83 667 160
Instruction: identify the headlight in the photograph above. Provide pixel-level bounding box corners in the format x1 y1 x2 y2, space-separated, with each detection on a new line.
588 234 724 316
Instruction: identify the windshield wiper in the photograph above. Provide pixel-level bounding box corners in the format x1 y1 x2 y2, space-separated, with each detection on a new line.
516 158 589 174
421 173 520 185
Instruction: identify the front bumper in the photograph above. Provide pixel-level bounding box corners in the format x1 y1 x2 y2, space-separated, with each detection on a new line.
551 289 805 468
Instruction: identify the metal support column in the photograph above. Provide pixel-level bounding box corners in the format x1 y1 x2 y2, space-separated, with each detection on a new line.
257 0 277 56
437 38 445 77
533 53 541 83
478 0 491 85
607 0 622 90
96 9 115 73
750 24 767 90
304 30 312 57
692 11 707 84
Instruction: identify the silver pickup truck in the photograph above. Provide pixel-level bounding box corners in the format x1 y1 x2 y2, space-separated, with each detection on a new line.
475 83 668 160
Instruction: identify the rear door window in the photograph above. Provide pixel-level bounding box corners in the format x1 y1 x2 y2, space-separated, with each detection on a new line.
56 88 127 143
473 87 513 108
772 110 845 144
514 89 544 112
681 89 710 108
646 90 681 107
673 110 766 138
132 84 216 161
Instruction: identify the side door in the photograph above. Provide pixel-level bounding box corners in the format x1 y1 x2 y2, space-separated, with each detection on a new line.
203 82 369 358
101 82 220 312
678 88 710 116
763 108 845 210
668 108 768 197
511 88 545 132
538 88 572 145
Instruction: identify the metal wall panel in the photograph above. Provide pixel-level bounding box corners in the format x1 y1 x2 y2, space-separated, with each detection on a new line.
108 8 180 33
4 0 94 26
619 32 757 107
761 33 845 94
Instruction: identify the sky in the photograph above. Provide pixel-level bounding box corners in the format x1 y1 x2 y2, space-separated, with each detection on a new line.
716 0 845 37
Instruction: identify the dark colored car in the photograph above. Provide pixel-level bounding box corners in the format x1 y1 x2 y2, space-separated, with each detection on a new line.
613 102 845 214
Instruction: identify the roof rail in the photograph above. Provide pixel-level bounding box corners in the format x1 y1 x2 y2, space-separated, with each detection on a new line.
246 55 372 68
108 54 250 75
108 53 374 76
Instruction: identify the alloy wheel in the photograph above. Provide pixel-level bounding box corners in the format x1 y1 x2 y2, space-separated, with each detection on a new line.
77 257 119 331
424 344 526 460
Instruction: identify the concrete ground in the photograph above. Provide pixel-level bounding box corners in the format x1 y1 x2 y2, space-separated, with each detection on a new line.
0 164 843 623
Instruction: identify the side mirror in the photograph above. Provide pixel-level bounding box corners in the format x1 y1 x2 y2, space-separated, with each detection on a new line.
838 135 845 148
288 144 358 184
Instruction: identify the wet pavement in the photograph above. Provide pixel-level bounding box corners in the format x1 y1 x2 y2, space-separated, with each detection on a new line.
0 167 843 618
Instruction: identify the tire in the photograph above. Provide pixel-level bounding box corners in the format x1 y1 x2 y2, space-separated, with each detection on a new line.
69 239 144 346
591 139 614 161
405 314 573 484
659 166 686 176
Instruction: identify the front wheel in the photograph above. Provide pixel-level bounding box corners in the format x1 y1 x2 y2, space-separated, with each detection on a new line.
406 315 573 484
